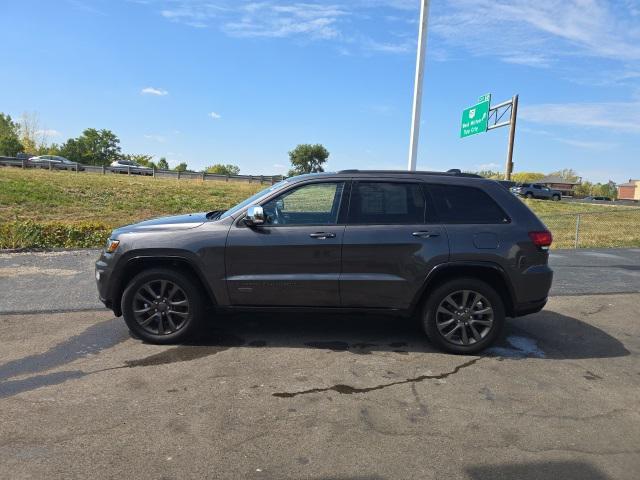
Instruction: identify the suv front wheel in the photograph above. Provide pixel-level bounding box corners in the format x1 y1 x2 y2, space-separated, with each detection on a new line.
121 268 205 344
422 278 505 354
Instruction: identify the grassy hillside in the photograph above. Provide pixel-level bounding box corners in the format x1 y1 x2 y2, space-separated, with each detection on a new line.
1 167 638 249
0 168 263 249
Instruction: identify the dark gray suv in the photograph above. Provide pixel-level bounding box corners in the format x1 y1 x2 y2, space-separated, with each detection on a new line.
96 170 553 354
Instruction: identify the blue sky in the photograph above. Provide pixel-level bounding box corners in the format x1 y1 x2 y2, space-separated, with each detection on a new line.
1 0 639 182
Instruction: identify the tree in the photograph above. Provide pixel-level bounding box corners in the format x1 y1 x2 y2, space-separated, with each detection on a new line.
0 113 24 156
18 112 48 154
38 143 62 156
60 128 121 166
157 157 169 170
574 181 593 198
574 180 618 199
205 163 240 176
124 154 155 168
474 170 502 179
173 162 188 172
548 168 580 182
511 172 545 184
288 144 329 176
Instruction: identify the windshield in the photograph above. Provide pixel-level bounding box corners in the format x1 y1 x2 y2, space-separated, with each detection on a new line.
220 180 288 220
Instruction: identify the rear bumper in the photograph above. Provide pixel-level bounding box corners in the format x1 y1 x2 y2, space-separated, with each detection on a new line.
512 264 553 317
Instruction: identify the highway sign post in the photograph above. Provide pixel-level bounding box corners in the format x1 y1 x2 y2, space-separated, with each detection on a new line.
460 93 519 180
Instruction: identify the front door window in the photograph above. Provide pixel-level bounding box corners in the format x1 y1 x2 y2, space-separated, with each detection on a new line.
262 182 345 225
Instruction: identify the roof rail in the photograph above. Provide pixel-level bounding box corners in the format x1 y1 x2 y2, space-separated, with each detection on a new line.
336 169 483 178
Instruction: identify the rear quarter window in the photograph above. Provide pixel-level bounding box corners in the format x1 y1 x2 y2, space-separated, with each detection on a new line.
427 184 509 224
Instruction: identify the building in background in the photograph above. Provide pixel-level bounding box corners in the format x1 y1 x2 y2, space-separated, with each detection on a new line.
536 175 582 197
617 180 640 200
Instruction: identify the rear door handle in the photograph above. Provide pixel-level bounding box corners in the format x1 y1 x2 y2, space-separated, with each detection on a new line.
412 231 440 238
309 232 336 239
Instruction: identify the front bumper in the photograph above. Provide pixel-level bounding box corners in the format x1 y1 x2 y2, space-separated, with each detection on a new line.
95 253 119 315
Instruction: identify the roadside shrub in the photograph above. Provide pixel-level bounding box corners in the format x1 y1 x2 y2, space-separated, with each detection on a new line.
0 220 111 250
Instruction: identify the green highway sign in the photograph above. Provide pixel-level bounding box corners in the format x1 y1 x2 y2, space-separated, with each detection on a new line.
478 93 491 103
460 98 490 138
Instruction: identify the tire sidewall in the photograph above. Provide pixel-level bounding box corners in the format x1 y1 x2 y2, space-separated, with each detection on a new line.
423 278 505 354
121 268 204 344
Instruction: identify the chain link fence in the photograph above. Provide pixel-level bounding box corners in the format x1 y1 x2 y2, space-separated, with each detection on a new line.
540 209 640 249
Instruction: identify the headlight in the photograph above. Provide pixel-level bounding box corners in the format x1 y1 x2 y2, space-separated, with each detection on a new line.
105 239 120 253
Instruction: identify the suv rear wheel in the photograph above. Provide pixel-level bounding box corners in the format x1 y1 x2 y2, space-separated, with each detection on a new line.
422 278 505 354
121 268 205 344
552 194 560 201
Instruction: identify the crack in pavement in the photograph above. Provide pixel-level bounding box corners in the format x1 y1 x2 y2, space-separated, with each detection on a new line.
272 357 482 398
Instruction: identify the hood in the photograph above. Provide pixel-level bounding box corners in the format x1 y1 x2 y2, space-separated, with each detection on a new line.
113 212 208 235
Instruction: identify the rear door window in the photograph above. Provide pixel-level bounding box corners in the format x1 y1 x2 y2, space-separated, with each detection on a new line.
348 182 426 224
426 184 509 224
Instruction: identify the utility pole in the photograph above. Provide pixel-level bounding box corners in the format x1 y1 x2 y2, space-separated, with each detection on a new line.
504 94 519 180
407 0 430 172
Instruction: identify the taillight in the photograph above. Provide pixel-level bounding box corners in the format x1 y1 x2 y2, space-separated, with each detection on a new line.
529 231 553 250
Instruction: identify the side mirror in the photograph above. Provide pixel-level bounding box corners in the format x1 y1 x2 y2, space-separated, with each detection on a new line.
244 205 265 226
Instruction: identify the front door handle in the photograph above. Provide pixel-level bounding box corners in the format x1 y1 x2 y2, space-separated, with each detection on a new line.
412 231 440 238
309 232 336 239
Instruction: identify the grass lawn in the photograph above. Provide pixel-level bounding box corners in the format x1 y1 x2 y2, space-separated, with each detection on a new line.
0 167 263 249
1 167 638 249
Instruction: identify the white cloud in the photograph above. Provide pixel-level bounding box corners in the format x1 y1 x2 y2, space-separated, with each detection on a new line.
35 129 61 137
141 87 168 96
521 102 640 133
432 0 640 66
209 111 222 119
477 162 500 170
148 1 416 55
223 4 348 39
144 134 166 142
364 38 413 54
554 138 617 150
145 0 640 65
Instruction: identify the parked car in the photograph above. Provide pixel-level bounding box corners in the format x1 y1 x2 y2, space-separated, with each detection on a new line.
96 169 553 354
511 183 561 201
16 152 34 161
109 159 153 176
28 155 84 171
583 196 611 202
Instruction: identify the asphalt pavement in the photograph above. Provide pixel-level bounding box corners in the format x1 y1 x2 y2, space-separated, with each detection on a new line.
1 294 638 479
1 248 639 314
1 248 639 479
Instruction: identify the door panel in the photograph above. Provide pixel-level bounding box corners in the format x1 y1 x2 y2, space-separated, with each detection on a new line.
340 181 449 309
225 180 347 307
225 225 344 306
340 225 448 309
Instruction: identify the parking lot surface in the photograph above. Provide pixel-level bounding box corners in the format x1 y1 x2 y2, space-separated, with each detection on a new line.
1 248 640 315
1 248 639 479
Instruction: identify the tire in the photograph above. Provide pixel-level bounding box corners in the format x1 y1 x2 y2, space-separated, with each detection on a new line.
525 193 534 199
121 268 205 344
422 278 505 354
552 194 560 201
